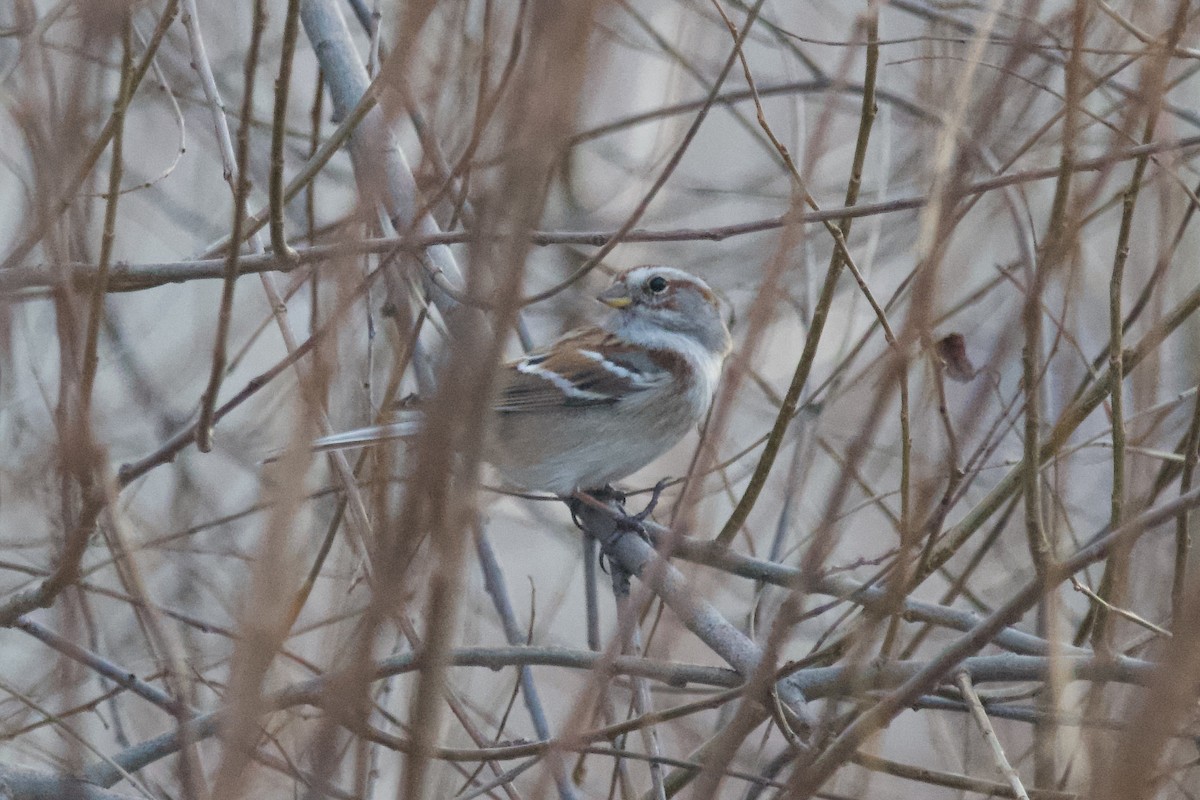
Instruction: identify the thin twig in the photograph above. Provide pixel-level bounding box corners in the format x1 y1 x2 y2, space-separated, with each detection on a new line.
195 0 266 452
955 670 1032 800
269 0 301 261
853 750 1064 800
78 644 1164 788
0 0 181 272
1089 0 1188 651
79 18 132 417
1070 578 1171 638
714 5 883 545
786 484 1200 799
9 130 1200 296
476 529 581 800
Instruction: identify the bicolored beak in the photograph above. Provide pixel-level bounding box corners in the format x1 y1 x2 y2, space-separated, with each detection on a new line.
597 283 632 309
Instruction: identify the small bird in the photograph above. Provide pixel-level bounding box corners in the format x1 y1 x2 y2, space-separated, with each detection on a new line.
311 266 732 497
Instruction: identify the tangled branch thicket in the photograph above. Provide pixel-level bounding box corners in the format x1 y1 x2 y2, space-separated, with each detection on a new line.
2 0 1200 798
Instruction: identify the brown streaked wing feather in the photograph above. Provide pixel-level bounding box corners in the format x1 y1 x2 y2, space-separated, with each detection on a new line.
494 330 675 413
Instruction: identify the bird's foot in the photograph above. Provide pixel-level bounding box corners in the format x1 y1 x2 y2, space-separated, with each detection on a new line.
630 478 669 524
606 479 669 543
567 484 659 549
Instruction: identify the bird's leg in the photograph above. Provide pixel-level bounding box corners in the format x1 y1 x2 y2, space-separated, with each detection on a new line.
602 479 669 537
567 486 648 554
564 488 649 596
565 495 586 531
565 489 624 539
601 482 667 543
589 484 627 507
565 491 615 574
565 488 625 530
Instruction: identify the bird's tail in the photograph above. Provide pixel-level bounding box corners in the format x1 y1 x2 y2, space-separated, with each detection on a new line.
310 419 421 453
263 419 421 464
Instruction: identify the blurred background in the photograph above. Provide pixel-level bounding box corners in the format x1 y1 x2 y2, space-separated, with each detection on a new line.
1 1 1199 798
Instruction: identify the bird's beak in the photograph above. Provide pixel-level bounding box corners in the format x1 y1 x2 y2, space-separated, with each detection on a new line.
597 284 632 309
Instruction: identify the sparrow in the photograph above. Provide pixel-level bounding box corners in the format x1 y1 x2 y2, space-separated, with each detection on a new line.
311 266 732 497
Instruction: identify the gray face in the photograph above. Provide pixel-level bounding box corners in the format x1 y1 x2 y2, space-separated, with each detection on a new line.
613 266 731 356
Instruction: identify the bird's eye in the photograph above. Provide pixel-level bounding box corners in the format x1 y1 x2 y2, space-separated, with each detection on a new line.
647 276 669 294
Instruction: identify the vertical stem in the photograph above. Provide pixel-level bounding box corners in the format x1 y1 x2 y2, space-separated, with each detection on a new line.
619 605 667 800
1092 0 1189 651
1174 396 1200 617
80 17 133 419
269 0 301 260
584 536 601 651
476 530 580 800
715 5 880 545
1026 1 1089 785
196 0 267 451
307 69 323 334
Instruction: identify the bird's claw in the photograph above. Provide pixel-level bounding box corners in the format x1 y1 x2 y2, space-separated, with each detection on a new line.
631 478 669 524
570 481 669 564
607 480 669 545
